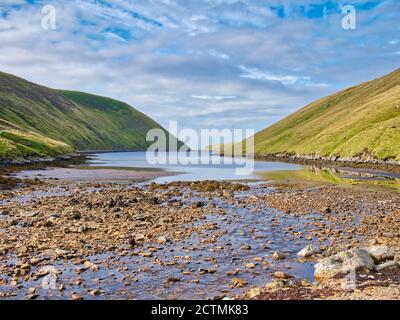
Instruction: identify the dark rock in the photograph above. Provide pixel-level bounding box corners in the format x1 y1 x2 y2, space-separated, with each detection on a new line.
68 211 81 220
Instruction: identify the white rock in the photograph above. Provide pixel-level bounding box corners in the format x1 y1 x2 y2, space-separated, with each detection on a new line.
340 249 375 274
297 245 319 258
55 249 69 256
157 236 168 244
314 255 343 281
376 260 398 272
366 246 395 264
314 248 376 281
135 234 146 242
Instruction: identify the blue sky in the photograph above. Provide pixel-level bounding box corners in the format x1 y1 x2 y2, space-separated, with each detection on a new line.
0 0 399 147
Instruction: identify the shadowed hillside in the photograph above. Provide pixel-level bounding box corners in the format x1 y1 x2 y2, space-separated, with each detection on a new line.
0 71 173 160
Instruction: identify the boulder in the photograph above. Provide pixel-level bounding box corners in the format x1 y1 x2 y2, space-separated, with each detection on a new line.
314 248 376 281
366 246 395 264
314 255 343 281
340 249 375 274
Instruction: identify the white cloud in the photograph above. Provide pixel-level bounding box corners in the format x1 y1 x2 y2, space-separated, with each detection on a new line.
0 0 399 139
239 65 298 85
239 65 326 87
192 95 236 100
208 49 230 60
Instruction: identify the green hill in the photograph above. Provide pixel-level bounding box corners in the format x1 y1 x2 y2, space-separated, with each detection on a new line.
252 68 400 162
0 71 172 160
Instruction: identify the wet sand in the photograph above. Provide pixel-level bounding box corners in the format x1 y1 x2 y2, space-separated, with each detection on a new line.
13 167 175 182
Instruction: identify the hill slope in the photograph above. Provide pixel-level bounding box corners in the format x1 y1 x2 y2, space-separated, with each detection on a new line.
0 119 72 160
0 71 171 160
252 68 400 162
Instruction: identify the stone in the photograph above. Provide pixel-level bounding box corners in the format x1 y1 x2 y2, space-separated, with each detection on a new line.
240 244 251 251
322 207 331 214
157 236 168 244
42 249 56 257
264 280 286 291
245 263 255 269
341 249 376 274
127 237 136 247
78 225 88 233
315 248 376 281
246 287 262 299
376 261 398 272
231 278 248 288
273 271 292 279
71 293 83 301
272 251 285 260
297 245 319 258
20 263 31 270
83 261 99 272
134 215 148 221
366 246 395 264
1 209 10 216
198 268 216 274
315 257 342 281
89 289 101 296
166 277 181 283
134 234 146 242
30 257 43 266
55 249 69 256
223 190 234 197
8 219 18 227
68 211 81 220
140 252 153 258
27 287 36 295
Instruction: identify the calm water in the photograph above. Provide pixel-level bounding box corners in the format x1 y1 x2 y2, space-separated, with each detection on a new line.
87 151 302 183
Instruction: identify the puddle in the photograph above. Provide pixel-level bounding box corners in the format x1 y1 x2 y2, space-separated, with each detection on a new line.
258 166 400 190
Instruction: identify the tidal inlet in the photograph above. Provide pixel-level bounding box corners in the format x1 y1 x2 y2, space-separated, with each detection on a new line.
0 0 400 308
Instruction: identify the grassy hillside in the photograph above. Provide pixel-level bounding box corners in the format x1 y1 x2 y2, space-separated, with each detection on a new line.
252 68 400 161
0 71 171 160
0 121 72 160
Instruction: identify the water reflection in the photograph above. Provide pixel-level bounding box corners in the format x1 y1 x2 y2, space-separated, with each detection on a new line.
258 165 400 190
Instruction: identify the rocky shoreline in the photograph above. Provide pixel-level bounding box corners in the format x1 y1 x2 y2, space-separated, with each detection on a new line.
245 245 400 300
0 167 399 299
0 154 84 169
241 182 400 300
253 153 400 173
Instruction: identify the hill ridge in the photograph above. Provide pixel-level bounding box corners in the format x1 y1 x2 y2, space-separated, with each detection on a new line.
251 68 400 163
0 71 171 160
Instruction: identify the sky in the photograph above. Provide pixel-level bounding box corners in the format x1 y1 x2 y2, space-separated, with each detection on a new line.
0 0 400 148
